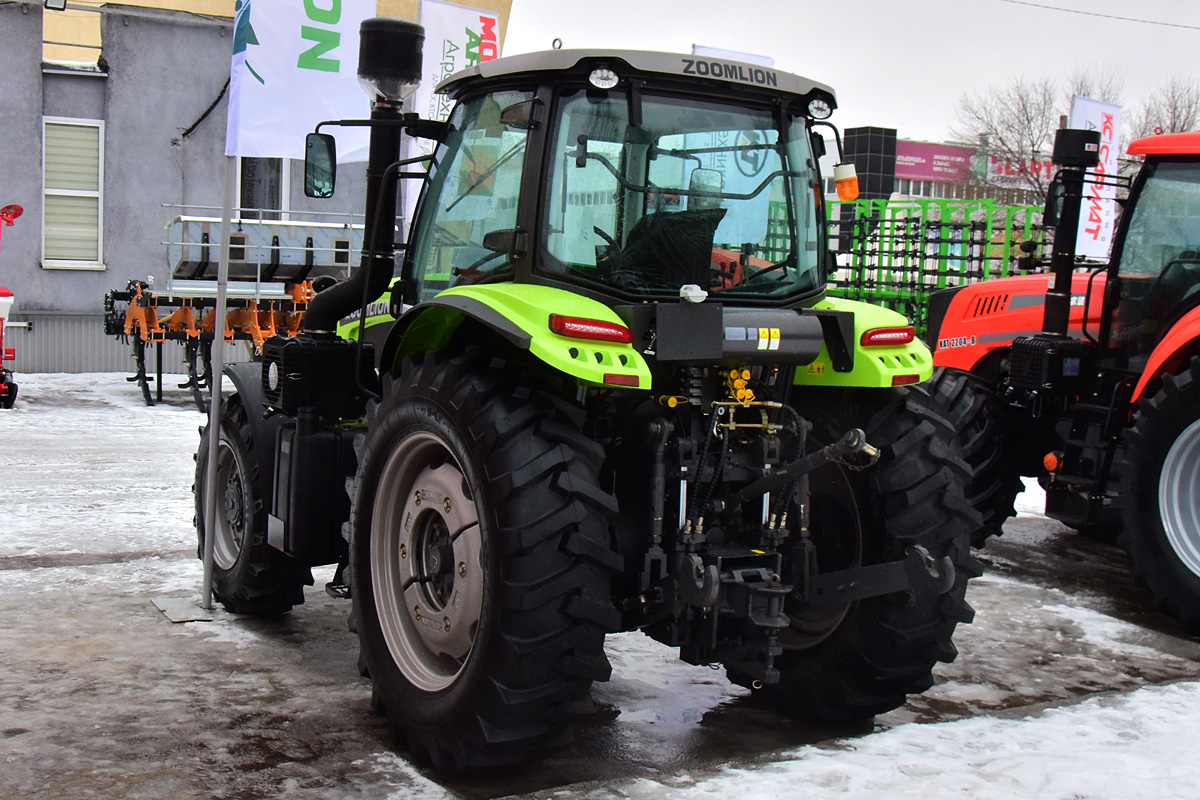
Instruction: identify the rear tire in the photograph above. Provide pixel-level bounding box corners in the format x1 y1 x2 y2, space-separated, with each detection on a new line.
350 347 620 771
1119 357 1200 635
910 367 1021 547
195 394 308 615
751 386 983 720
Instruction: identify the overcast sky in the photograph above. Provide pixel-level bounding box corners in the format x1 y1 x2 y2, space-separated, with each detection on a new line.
502 0 1200 144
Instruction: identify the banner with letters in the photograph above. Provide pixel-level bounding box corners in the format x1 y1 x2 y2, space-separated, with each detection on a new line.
226 0 376 161
1068 95 1122 260
402 0 502 224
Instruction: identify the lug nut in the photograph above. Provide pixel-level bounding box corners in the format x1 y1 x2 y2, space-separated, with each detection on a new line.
399 543 407 559
458 562 467 577
414 491 422 506
414 606 421 620
444 498 452 513
443 617 451 632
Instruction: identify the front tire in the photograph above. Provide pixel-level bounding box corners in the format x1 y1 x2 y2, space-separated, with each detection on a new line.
350 348 620 771
1119 357 1200 635
195 394 309 615
753 386 983 720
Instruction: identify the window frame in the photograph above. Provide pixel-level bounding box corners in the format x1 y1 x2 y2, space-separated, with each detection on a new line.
42 116 105 271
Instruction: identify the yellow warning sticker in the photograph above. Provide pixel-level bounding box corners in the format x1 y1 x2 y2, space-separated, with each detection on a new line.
757 327 770 350
807 361 825 374
769 328 781 351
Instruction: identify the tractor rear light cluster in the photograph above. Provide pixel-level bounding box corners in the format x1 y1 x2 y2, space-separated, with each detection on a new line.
891 374 921 386
548 314 632 344
861 326 915 347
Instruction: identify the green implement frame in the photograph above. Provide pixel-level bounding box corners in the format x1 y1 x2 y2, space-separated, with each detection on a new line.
825 197 1050 337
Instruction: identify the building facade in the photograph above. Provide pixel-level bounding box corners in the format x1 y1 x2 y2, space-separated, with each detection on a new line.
0 0 509 374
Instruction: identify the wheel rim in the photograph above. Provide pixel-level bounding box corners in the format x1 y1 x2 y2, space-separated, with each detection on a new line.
371 432 483 692
1159 418 1200 578
212 440 245 571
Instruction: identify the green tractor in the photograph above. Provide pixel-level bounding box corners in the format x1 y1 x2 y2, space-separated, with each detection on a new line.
196 19 985 770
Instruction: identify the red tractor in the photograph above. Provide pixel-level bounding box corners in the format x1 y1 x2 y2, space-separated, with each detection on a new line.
929 129 1200 634
0 204 20 409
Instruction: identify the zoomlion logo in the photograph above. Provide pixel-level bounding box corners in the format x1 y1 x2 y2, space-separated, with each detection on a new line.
233 0 265 85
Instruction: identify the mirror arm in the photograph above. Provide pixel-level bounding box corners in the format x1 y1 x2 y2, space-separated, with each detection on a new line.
315 113 445 140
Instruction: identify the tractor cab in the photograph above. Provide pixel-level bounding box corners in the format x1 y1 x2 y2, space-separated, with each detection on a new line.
1104 136 1200 373
393 51 846 308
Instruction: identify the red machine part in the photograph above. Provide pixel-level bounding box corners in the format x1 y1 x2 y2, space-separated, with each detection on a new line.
0 286 15 408
930 272 1108 373
1 286 14 362
1132 304 1200 402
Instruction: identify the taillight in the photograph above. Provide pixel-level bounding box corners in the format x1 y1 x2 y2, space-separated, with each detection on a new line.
548 314 632 344
861 326 915 347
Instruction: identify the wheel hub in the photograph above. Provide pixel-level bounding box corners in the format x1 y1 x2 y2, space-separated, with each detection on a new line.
372 433 483 692
1160 418 1200 578
211 441 245 570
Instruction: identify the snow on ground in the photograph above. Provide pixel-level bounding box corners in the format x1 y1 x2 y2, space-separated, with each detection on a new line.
593 681 1200 799
3 374 1200 799
0 372 205 558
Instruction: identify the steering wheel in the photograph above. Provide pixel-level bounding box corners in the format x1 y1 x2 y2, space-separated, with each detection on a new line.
593 226 620 251
1148 252 1200 296
742 261 789 282
451 249 507 285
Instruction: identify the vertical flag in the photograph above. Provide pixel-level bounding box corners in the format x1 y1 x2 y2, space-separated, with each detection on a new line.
402 0 501 224
1068 95 1122 260
226 0 377 161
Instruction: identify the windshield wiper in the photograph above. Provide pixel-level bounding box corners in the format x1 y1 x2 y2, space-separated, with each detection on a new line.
445 140 527 213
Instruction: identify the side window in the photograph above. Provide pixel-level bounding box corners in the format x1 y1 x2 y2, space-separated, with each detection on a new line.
1111 160 1200 359
408 91 532 302
42 117 104 269
544 92 629 271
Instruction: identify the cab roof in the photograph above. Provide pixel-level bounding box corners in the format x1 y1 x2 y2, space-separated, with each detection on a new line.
1127 130 1200 156
437 49 836 109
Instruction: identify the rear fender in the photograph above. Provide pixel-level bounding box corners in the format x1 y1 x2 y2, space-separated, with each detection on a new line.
793 297 934 388
930 273 1107 372
381 284 651 389
1132 304 1200 402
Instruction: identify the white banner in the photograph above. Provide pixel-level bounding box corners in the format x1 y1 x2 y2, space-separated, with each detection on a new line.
226 0 376 161
403 0 501 224
1068 95 1122 260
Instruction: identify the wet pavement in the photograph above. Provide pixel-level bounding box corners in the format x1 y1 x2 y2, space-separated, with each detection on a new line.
2 376 1199 799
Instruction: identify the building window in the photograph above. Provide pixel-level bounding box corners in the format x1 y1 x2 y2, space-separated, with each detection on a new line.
42 117 104 269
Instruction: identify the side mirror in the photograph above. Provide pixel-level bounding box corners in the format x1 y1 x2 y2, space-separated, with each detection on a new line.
688 168 723 210
1043 179 1063 227
499 100 539 130
810 131 827 159
304 132 337 198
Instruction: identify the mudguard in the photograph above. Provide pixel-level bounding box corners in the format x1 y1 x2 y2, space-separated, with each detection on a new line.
1132 303 1200 402
793 297 934 387
382 284 652 389
930 272 1107 372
